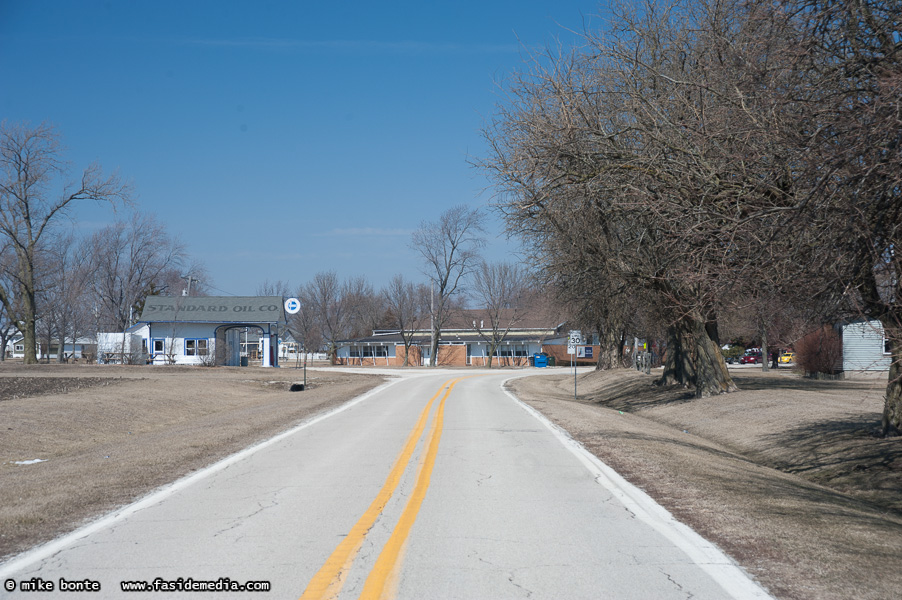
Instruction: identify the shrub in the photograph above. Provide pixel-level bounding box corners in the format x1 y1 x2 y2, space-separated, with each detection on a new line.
795 326 843 376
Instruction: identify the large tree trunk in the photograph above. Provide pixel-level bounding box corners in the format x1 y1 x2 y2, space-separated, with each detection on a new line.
58 316 68 363
659 321 694 387
691 315 738 397
22 316 38 364
881 333 901 436
429 323 440 367
0 328 9 361
595 323 622 370
659 314 738 397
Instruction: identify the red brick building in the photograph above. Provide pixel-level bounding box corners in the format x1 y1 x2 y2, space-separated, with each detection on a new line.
334 313 600 367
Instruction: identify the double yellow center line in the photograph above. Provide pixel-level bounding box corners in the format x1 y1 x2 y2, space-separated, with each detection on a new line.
300 376 471 600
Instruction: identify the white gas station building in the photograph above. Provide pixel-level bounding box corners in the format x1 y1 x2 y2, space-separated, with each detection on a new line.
108 295 289 367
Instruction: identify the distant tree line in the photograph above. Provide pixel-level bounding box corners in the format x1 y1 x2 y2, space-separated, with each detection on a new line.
481 0 901 432
0 122 207 363
266 205 540 368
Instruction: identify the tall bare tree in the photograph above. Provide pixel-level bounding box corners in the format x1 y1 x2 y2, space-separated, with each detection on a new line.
87 212 186 331
482 0 818 395
772 0 902 432
288 284 322 360
37 231 92 362
0 122 129 363
470 261 528 367
383 274 430 366
344 276 387 339
299 271 353 362
411 205 485 366
0 247 20 360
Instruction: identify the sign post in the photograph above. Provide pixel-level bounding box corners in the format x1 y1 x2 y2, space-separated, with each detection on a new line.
568 330 582 400
284 298 303 380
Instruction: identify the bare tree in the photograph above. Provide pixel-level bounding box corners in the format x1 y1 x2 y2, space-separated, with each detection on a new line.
344 276 387 339
37 231 92 362
0 122 130 363
288 284 322 362
86 212 187 332
256 279 292 298
383 275 430 366
411 205 485 366
765 0 902 432
482 0 900 411
0 294 15 360
480 0 817 395
299 271 353 362
470 261 528 367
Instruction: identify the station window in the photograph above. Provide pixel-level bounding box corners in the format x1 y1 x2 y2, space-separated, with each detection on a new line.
185 339 208 356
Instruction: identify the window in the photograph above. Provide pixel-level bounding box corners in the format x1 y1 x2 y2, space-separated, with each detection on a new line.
351 345 388 357
15 344 23 352
185 338 208 356
142 339 148 353
498 345 529 357
886 337 892 355
153 339 165 354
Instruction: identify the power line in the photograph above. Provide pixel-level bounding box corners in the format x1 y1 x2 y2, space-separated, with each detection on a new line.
205 284 240 297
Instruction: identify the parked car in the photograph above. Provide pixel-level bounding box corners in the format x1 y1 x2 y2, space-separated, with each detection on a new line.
740 351 762 364
778 352 795 364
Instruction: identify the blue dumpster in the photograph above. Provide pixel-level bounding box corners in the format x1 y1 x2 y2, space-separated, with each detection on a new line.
533 353 548 368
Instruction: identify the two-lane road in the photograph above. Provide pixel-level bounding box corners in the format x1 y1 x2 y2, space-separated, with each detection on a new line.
1 370 771 599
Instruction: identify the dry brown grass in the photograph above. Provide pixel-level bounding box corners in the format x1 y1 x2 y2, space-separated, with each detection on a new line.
509 367 902 600
0 362 383 561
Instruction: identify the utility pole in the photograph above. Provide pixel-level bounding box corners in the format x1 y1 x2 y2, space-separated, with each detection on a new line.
181 275 197 296
430 280 434 367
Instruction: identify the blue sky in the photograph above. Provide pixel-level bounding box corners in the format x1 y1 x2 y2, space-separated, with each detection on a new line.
1 1 606 296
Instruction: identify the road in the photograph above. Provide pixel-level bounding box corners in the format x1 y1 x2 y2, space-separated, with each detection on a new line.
1 370 771 599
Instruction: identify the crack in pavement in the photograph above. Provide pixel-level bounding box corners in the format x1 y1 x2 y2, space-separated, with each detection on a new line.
213 499 279 537
507 569 535 598
660 566 695 600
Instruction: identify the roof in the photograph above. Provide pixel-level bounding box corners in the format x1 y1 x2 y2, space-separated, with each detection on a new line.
338 328 558 346
446 309 565 331
139 296 287 324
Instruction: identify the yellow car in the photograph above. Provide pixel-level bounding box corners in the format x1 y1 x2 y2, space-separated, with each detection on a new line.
778 352 795 364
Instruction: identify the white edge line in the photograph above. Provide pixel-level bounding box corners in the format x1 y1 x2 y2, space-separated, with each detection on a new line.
500 377 775 600
0 376 403 578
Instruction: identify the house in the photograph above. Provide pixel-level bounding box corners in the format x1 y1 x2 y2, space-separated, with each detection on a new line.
4 334 95 361
97 295 289 367
839 319 892 374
